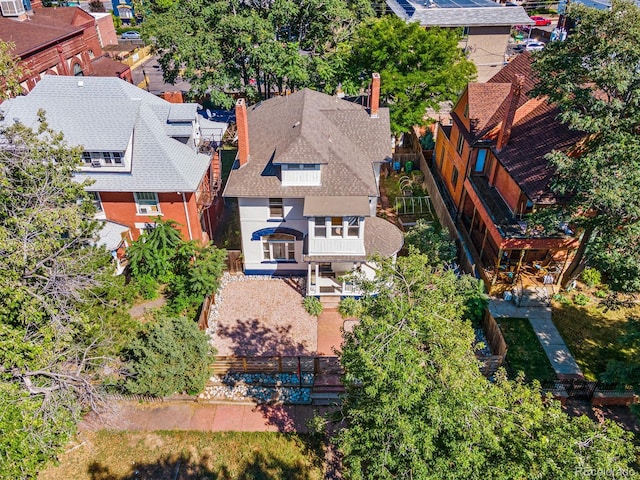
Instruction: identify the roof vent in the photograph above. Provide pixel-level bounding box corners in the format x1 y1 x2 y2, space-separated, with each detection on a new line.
77 80 84 87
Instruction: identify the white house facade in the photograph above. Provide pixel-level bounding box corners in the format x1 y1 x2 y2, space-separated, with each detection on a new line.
223 75 404 296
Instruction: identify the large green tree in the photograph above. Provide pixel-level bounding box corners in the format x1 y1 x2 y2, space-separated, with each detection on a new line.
338 252 637 479
531 0 640 291
341 16 476 135
143 0 373 106
0 116 116 477
0 41 24 101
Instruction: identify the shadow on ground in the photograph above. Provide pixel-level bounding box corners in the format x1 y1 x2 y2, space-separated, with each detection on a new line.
216 318 312 356
86 445 324 480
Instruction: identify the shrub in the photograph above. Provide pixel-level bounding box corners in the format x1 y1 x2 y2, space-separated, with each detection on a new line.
573 293 590 306
338 297 363 319
132 274 159 300
581 267 602 288
123 315 212 397
303 296 323 317
553 293 571 305
595 288 609 298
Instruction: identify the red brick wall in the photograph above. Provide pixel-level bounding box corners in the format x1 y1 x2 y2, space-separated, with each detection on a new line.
99 191 205 242
95 15 118 47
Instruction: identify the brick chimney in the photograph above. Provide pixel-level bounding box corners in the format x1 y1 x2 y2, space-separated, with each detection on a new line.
235 98 250 167
370 72 380 118
496 74 525 151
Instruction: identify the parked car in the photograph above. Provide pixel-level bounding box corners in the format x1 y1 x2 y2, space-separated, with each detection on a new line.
121 31 141 40
530 16 552 26
525 41 546 51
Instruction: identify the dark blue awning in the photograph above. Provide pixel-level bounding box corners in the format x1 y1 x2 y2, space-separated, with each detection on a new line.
251 227 304 241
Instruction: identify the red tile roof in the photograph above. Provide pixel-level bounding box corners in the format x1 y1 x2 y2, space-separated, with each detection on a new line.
456 52 584 204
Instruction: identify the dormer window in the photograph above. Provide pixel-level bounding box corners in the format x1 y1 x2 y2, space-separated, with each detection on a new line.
82 151 124 167
281 163 321 186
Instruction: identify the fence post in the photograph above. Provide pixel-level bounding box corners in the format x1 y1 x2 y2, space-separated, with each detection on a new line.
242 357 247 373
314 357 320 375
278 356 283 373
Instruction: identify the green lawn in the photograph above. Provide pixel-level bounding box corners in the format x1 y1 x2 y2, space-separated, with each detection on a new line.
553 298 640 381
498 317 557 382
41 431 324 480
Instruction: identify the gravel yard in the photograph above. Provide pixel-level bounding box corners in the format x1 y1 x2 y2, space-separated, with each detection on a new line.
209 276 318 356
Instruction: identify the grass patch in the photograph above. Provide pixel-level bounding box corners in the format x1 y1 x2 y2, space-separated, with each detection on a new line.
552 298 640 381
41 430 324 480
498 317 556 382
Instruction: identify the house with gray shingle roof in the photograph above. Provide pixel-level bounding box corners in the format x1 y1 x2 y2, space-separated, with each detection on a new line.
223 75 404 296
432 52 583 290
0 75 224 250
386 0 535 82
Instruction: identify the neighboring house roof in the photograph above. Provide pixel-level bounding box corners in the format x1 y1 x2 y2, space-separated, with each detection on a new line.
386 0 534 27
224 88 392 199
452 52 583 204
90 55 130 78
0 76 211 193
0 7 94 57
96 221 130 251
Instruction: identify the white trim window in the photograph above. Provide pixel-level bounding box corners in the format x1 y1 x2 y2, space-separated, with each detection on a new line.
82 151 124 167
134 192 160 215
314 217 327 237
262 233 296 262
268 197 284 218
346 216 360 238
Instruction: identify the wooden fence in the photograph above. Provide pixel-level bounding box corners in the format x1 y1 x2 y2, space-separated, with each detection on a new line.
226 250 243 274
197 294 213 330
212 356 341 375
482 310 508 357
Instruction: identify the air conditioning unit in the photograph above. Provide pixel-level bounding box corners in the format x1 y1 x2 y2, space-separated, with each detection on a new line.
138 206 158 214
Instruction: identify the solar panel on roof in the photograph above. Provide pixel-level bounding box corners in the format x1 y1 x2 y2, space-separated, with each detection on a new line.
395 0 415 16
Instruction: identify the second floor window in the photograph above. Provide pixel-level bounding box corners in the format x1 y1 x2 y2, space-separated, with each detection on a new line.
347 217 360 237
134 192 160 215
456 132 465 155
269 198 283 218
82 151 124 167
475 149 487 173
451 166 459 189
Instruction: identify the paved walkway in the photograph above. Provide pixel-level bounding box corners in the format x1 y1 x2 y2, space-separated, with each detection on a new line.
489 297 583 379
81 401 327 433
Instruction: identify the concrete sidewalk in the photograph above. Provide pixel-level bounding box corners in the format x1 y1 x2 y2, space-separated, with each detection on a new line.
489 297 583 379
80 401 327 434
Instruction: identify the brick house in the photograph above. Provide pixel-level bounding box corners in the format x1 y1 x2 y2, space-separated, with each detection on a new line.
433 53 583 288
223 75 404 296
0 76 224 248
0 0 132 94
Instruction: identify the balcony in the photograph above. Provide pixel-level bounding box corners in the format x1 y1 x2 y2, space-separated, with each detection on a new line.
466 175 573 240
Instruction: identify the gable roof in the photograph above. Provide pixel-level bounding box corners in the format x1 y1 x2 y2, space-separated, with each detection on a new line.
452 52 584 204
223 88 391 199
0 76 210 193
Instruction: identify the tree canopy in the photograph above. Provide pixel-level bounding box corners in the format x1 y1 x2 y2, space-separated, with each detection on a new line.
340 16 476 135
0 41 23 101
0 116 116 477
337 251 637 479
531 0 640 291
143 0 374 107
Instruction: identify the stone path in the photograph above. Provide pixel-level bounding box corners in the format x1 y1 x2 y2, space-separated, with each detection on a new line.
489 297 583 379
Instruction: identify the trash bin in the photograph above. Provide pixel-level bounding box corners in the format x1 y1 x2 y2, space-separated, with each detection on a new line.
405 161 413 172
